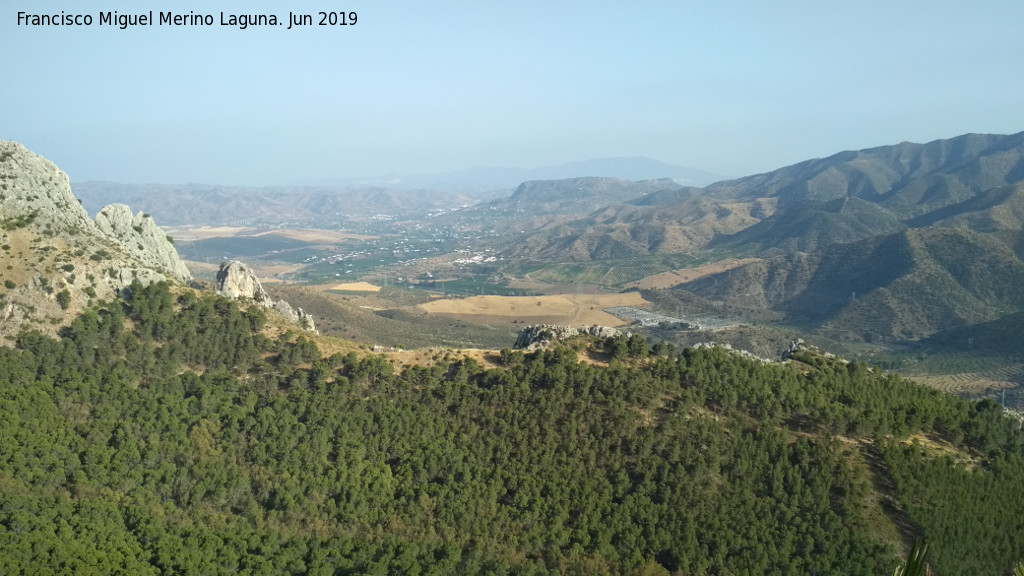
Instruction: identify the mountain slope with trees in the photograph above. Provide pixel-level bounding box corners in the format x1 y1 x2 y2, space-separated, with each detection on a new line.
1 281 1023 574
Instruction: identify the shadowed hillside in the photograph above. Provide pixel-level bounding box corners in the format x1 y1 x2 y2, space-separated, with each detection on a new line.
676 227 1024 343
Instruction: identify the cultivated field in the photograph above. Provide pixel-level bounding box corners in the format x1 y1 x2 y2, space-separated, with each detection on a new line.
626 258 761 289
905 364 1023 395
417 291 649 328
327 282 382 292
251 229 376 243
163 226 248 241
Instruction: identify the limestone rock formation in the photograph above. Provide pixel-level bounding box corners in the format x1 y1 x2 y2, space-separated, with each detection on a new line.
94 204 192 282
216 261 316 332
271 299 317 332
515 324 624 350
690 342 775 365
0 141 94 232
0 140 193 338
215 261 272 304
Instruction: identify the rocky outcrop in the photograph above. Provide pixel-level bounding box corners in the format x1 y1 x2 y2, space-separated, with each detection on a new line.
690 342 775 365
515 324 624 350
271 299 317 332
215 261 272 304
216 261 316 332
94 204 192 283
0 142 190 287
780 339 846 364
0 140 194 338
0 141 94 232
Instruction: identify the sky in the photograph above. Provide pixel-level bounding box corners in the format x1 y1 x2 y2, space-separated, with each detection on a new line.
3 1 1024 186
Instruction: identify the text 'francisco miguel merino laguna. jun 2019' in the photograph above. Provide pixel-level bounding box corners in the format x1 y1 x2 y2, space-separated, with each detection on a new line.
16 10 357 30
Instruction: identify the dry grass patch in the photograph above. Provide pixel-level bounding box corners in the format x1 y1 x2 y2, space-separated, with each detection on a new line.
385 347 500 370
0 229 38 285
417 291 648 328
327 282 381 292
901 433 982 470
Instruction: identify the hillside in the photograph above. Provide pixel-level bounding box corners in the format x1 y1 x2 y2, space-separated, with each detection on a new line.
704 131 1024 217
674 226 1024 344
716 196 906 252
0 141 191 339
496 132 1024 358
507 131 1024 258
1 281 1023 574
502 195 772 260
3 137 1024 573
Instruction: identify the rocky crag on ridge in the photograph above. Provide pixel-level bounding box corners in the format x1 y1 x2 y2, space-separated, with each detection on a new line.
0 140 193 338
216 260 316 332
514 324 625 350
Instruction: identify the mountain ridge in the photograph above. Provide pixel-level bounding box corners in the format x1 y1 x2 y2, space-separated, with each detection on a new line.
302 156 723 191
493 131 1024 349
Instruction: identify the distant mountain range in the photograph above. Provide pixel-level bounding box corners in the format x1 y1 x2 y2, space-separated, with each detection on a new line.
382 157 724 191
496 131 1024 346
71 182 476 226
72 157 721 226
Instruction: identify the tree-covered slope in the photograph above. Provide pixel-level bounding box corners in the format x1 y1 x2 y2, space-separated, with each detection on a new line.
1 283 1023 574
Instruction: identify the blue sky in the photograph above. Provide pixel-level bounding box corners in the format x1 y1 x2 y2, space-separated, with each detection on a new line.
3 1 1024 185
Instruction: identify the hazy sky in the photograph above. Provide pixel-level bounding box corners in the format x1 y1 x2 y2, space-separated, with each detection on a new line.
4 1 1024 185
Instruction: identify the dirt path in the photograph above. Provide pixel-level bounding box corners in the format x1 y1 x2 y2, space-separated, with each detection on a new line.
859 441 917 555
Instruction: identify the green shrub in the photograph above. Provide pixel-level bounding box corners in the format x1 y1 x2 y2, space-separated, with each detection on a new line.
56 289 71 310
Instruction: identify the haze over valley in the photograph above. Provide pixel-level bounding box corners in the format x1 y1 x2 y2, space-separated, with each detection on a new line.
62 132 1024 403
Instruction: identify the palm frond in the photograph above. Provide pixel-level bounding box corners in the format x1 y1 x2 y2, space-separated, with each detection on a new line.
893 540 930 576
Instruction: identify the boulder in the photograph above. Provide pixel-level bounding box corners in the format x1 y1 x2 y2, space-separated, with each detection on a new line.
216 261 316 332
215 260 272 304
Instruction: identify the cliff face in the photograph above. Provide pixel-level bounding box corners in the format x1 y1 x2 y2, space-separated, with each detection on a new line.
216 261 316 332
94 204 193 282
0 140 192 338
